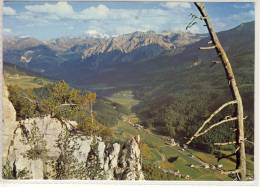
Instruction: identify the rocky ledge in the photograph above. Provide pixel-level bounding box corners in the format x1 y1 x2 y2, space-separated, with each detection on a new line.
2 84 144 180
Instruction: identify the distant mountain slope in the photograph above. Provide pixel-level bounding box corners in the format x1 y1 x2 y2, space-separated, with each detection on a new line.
3 31 202 75
3 63 45 77
131 22 255 154
3 21 254 93
60 21 253 91
3 36 43 50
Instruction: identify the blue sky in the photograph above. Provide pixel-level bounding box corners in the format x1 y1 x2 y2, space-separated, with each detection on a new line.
3 1 255 40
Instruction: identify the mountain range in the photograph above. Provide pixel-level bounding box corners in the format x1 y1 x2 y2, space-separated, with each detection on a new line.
3 31 204 77
3 21 254 93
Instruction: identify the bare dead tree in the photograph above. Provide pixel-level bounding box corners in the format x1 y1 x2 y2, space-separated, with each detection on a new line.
185 2 247 180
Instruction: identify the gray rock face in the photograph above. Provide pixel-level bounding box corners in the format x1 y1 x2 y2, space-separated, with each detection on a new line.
2 82 17 164
2 80 143 180
3 115 144 180
117 136 144 180
81 31 174 59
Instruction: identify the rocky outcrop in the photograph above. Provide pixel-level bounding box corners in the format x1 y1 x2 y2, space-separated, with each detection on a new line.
2 82 17 163
2 84 144 180
3 115 144 180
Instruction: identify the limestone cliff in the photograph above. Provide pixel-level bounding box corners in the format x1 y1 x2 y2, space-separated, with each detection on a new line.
2 82 17 163
2 85 144 180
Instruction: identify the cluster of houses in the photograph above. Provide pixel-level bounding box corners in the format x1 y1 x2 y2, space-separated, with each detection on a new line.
132 123 144 130
165 137 180 147
189 163 223 170
161 169 191 180
164 137 190 150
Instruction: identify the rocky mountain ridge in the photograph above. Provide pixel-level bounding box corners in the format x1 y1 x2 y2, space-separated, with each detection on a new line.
3 31 203 74
3 22 253 91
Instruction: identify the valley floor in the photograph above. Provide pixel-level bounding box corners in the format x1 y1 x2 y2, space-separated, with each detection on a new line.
107 90 254 180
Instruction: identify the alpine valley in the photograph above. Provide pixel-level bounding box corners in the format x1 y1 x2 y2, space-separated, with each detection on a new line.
3 21 254 180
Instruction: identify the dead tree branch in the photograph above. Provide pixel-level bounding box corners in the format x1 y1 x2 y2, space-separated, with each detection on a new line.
55 103 77 108
199 46 216 50
245 139 254 145
186 100 237 144
218 153 236 162
193 2 247 180
212 61 221 64
186 13 207 30
196 117 238 137
214 141 237 146
217 147 240 161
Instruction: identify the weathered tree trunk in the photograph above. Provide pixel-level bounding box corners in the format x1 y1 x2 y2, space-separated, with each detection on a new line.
194 2 246 180
90 101 94 125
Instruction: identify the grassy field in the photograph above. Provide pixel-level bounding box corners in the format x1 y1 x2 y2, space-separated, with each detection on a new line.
106 90 140 110
189 149 254 176
108 90 234 180
4 72 50 89
112 118 231 180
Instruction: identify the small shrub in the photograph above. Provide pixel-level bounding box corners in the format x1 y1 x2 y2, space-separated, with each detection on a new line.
21 121 47 160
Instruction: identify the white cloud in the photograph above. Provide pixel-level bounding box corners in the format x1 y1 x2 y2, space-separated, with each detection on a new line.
85 29 109 38
114 24 155 35
161 2 191 9
15 2 200 37
68 26 74 30
229 10 254 22
25 1 74 18
16 11 50 25
114 26 139 35
212 10 254 31
3 28 12 33
23 2 110 20
3 6 16 16
81 7 173 36
188 25 201 33
21 2 170 22
213 18 228 31
79 4 109 20
18 3 176 35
